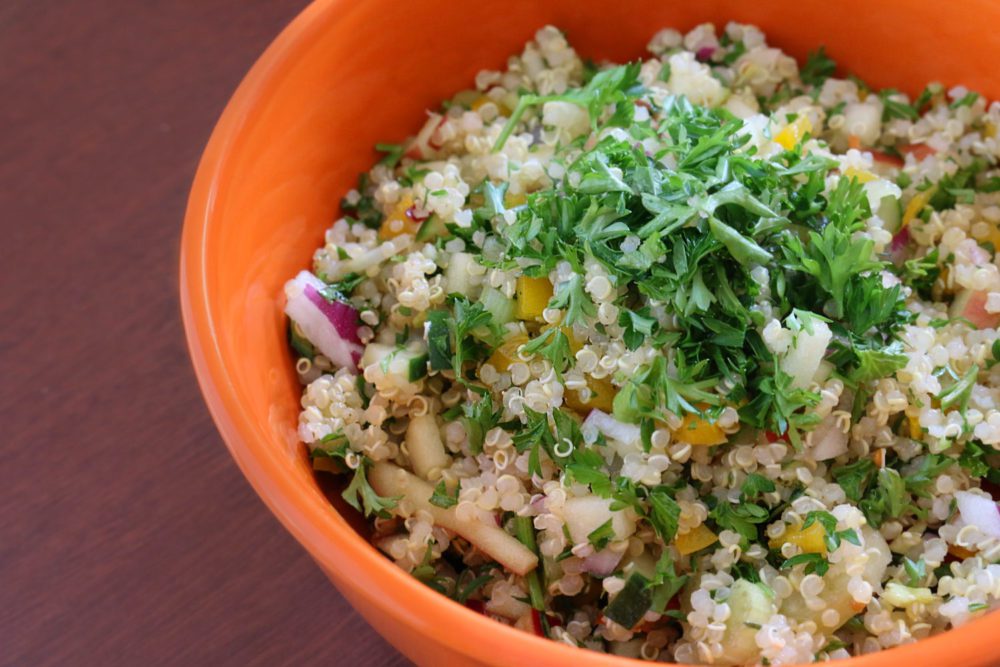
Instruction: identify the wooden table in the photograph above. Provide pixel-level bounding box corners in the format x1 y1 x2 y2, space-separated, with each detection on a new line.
1 2 408 664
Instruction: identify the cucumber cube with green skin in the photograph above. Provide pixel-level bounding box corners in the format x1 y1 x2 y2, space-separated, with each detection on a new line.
444 252 481 298
479 285 515 326
603 572 652 630
425 311 452 371
720 579 777 665
361 342 429 388
408 352 429 381
415 214 447 242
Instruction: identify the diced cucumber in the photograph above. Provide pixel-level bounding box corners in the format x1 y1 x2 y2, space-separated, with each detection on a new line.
424 310 452 371
720 579 776 664
445 252 481 298
877 194 902 234
415 214 447 242
361 342 428 389
408 352 429 381
479 285 515 326
603 572 652 630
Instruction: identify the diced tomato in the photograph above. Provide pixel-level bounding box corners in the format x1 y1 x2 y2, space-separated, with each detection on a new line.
981 476 1000 499
870 149 904 168
951 289 1000 329
900 143 937 161
404 141 423 159
765 430 789 443
530 609 545 637
466 599 487 615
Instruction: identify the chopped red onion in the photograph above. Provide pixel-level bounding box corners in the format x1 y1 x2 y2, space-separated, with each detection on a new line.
284 270 363 368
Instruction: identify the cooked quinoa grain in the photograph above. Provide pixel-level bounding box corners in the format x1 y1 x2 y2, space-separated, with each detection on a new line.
283 23 1000 664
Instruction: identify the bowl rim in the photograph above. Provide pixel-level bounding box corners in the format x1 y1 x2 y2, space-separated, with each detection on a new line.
179 1 1000 664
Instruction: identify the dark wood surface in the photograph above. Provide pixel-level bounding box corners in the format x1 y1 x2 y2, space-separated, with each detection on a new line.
0 2 409 665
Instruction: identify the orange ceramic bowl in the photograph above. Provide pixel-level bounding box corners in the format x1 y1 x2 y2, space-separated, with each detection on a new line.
181 1 1000 665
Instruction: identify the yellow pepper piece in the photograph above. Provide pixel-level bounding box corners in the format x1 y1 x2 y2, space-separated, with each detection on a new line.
675 524 719 555
488 334 529 372
985 226 1000 251
985 121 997 139
564 376 616 413
470 95 492 111
901 186 936 229
774 115 813 151
843 166 877 183
908 415 923 438
673 411 727 446
470 94 511 115
769 521 827 554
504 191 527 207
514 275 553 321
378 194 419 240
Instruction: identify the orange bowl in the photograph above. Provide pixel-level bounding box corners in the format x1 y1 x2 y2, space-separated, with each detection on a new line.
180 1 1000 665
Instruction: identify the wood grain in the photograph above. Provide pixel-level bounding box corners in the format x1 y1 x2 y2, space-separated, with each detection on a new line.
0 2 408 665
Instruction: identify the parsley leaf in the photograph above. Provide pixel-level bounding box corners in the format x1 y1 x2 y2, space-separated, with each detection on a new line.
588 518 616 550
549 274 596 326
800 47 837 87
342 459 400 518
939 364 979 411
521 327 573 378
903 556 926 587
494 62 642 150
648 550 688 612
849 342 908 384
463 392 501 455
647 488 682 543
741 473 776 500
781 552 829 576
429 480 459 508
859 467 906 527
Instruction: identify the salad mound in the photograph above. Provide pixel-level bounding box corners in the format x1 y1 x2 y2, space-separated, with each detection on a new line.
284 23 1000 665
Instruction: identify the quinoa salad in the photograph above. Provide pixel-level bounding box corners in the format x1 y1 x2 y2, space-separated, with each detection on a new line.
283 23 1000 665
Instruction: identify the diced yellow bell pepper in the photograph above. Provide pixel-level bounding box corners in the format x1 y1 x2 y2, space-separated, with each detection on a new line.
504 191 527 207
769 521 827 554
985 225 1000 251
488 334 529 372
901 186 936 229
843 166 877 183
514 275 553 321
985 121 997 139
673 410 727 446
774 115 813 151
470 94 511 115
675 524 719 555
378 194 419 240
909 415 923 438
564 376 616 413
